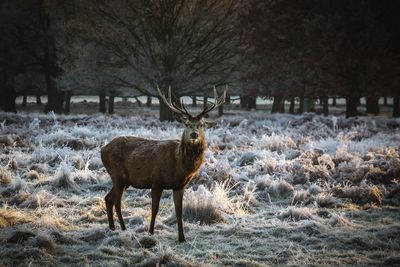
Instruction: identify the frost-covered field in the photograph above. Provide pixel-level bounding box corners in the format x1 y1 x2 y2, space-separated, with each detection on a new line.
0 110 400 266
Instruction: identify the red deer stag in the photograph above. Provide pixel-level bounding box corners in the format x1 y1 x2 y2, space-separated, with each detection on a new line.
101 86 226 242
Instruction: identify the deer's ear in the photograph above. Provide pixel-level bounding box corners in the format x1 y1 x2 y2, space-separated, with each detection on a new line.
204 120 216 128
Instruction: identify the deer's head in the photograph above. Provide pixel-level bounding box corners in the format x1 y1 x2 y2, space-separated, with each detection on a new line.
157 86 226 145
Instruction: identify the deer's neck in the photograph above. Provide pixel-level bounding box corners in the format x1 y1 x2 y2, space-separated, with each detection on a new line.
179 137 206 176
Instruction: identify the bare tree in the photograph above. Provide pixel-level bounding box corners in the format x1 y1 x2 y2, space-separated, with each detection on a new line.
58 43 122 113
76 0 241 120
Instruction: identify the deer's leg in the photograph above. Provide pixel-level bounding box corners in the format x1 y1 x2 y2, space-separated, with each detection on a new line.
114 184 126 231
149 187 163 235
173 188 185 242
105 187 115 230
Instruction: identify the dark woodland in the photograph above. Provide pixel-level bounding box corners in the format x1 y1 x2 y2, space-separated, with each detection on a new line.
0 0 399 119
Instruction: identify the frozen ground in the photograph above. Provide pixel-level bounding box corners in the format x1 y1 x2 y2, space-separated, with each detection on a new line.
0 110 399 266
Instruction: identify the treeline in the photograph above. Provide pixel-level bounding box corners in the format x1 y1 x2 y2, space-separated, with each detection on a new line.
1 0 399 119
241 0 400 117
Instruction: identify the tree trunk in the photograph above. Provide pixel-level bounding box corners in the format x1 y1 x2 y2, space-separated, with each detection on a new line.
332 97 337 106
192 96 197 107
366 96 379 115
289 98 295 114
241 96 256 110
299 96 311 113
203 96 208 109
43 39 63 113
64 91 72 114
304 97 310 112
36 95 42 105
383 96 388 106
247 96 256 110
218 104 223 117
43 61 64 114
22 95 28 107
393 97 399 118
225 94 231 106
160 98 175 121
0 85 17 112
41 8 63 114
45 90 64 113
108 95 115 114
99 93 106 113
271 96 284 113
299 97 304 113
240 96 247 109
146 96 152 107
310 98 316 112
322 96 329 116
346 96 358 118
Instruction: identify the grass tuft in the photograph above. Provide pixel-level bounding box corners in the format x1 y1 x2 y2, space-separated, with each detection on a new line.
33 233 56 251
183 185 226 225
29 163 49 173
6 230 36 243
291 190 310 205
52 160 78 191
24 170 41 181
0 205 32 228
0 166 12 185
315 193 341 208
269 179 294 197
279 207 314 221
332 183 383 205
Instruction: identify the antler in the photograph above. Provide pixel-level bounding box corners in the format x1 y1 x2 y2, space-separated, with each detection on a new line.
156 85 191 118
196 85 227 118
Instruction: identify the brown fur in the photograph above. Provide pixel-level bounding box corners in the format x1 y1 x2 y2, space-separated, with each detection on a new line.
101 131 206 242
101 136 205 190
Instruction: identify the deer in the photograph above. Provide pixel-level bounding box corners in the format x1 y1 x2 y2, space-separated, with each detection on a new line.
101 86 226 242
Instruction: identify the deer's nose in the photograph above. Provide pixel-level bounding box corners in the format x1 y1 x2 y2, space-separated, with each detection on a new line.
190 132 198 139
